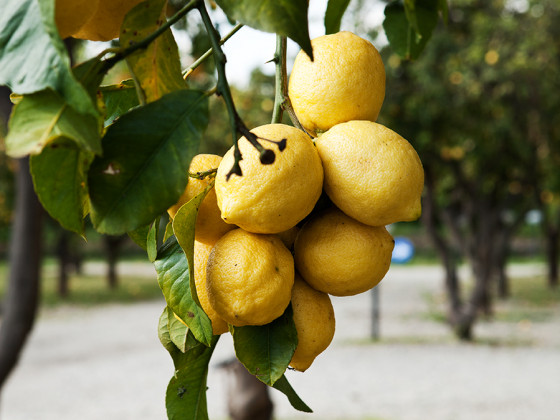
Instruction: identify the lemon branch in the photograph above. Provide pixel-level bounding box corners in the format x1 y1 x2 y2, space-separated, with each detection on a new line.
197 1 284 180
103 0 199 69
270 36 308 133
271 35 287 124
183 23 244 80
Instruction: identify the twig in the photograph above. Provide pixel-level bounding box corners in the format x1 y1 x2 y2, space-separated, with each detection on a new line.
197 1 282 179
103 0 199 70
183 23 244 80
271 35 287 124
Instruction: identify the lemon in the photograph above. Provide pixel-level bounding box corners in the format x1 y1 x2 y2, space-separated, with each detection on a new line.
215 124 323 234
288 31 385 136
168 154 235 245
55 0 100 39
316 120 424 227
72 0 144 41
294 208 394 296
206 229 294 326
290 275 335 372
193 240 228 335
277 226 300 250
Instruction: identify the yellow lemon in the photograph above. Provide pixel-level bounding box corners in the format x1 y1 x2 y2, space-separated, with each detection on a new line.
168 154 235 245
288 31 385 136
215 124 323 234
294 208 394 296
55 0 100 39
193 240 229 335
290 275 335 372
206 229 294 326
277 226 300 250
316 120 424 227
72 0 144 41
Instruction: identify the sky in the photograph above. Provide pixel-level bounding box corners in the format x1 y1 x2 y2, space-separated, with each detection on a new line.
84 1 386 88
201 1 386 88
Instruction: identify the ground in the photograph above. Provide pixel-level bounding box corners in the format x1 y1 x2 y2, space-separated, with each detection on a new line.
1 263 559 420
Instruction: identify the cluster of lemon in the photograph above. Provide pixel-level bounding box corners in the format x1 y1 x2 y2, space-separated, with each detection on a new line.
170 31 424 372
54 0 143 40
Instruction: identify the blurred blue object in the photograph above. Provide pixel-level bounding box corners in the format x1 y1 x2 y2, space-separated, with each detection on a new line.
391 237 414 264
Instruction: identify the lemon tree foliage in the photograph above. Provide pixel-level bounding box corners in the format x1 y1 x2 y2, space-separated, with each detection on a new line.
88 89 208 234
383 0 448 60
0 0 98 117
215 0 314 59
0 0 442 417
120 0 186 102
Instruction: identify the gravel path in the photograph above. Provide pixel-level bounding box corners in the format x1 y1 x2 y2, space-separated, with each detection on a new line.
1 263 559 420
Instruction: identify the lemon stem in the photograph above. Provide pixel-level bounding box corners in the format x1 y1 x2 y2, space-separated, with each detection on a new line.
197 1 276 179
270 37 308 134
183 23 244 80
271 35 287 124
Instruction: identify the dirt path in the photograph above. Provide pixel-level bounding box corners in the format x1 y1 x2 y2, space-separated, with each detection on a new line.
1 263 559 420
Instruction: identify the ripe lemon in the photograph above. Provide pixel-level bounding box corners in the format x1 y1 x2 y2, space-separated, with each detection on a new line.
288 31 385 136
72 0 144 41
168 154 235 245
55 0 100 39
215 124 323 234
294 208 394 296
316 120 424 227
290 275 335 372
193 240 228 335
206 229 294 326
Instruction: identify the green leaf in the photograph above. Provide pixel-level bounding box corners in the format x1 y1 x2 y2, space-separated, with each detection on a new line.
5 88 101 158
154 236 213 346
324 0 351 35
0 0 97 117
172 185 213 308
147 218 160 263
121 0 186 103
163 220 174 243
158 306 177 354
29 138 93 235
167 306 189 352
88 89 208 235
231 305 298 386
272 375 313 413
165 335 219 420
215 0 313 60
99 80 140 127
128 224 150 251
383 0 439 60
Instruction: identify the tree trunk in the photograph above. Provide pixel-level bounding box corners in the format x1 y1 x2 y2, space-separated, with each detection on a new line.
219 358 273 420
104 235 125 289
56 229 71 298
545 226 559 289
0 158 43 390
422 172 463 327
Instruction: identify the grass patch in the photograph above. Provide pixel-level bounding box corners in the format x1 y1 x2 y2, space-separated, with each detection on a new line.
40 273 163 307
0 260 162 308
421 274 560 325
508 275 560 306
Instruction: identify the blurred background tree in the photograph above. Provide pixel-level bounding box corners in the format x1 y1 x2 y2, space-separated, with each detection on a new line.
379 0 560 339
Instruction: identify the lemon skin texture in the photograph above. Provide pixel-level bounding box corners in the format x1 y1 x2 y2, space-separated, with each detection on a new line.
55 0 100 39
289 275 336 372
192 240 229 335
288 31 385 136
215 124 323 234
294 208 394 297
316 120 424 227
72 0 145 41
168 154 235 245
206 229 295 327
